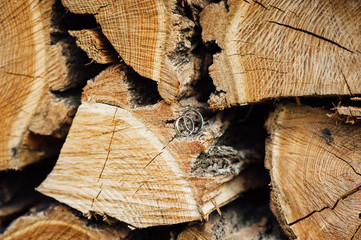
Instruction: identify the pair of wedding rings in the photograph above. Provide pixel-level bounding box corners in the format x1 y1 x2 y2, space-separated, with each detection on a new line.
175 108 204 136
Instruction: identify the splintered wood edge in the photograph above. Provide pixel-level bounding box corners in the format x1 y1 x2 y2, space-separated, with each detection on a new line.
63 0 197 103
69 29 119 64
200 166 267 216
266 103 361 239
336 106 361 118
0 205 129 240
201 0 361 109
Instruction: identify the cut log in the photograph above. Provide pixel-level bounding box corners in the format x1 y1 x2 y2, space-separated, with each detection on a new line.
37 64 266 228
62 0 202 103
0 1 94 170
0 204 130 240
200 0 361 109
265 103 361 239
0 0 62 169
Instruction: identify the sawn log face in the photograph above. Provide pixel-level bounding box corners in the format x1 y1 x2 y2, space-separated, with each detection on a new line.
200 0 361 109
266 103 361 240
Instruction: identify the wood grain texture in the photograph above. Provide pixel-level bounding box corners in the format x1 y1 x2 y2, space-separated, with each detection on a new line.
177 189 284 240
266 103 361 239
69 28 119 64
38 64 263 228
200 0 361 109
0 0 80 170
0 205 129 240
63 0 198 103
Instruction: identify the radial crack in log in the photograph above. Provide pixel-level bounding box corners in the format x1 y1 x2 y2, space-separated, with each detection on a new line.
38 64 265 228
200 0 361 109
266 103 361 239
62 0 203 103
289 189 361 240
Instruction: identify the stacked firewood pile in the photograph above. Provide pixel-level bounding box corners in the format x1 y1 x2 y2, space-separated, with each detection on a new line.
1 0 360 239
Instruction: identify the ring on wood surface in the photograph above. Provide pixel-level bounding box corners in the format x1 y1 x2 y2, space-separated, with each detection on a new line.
175 109 204 136
175 116 195 136
184 109 204 134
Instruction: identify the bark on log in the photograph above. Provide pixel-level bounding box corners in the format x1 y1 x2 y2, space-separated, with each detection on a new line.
37 64 266 228
0 0 93 170
200 0 361 109
1 204 130 240
62 0 203 103
266 103 361 239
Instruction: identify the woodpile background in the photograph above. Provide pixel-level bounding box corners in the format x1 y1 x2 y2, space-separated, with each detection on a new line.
1 0 360 239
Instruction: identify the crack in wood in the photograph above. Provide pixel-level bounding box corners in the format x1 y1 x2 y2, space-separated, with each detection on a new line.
252 0 268 10
288 206 329 226
268 21 353 53
82 129 126 140
133 183 144 197
136 136 178 196
269 5 285 13
144 146 166 169
321 147 361 176
91 186 103 208
234 68 288 74
98 107 118 181
289 185 361 226
351 223 361 240
2 71 43 79
143 135 176 169
339 68 354 96
96 3 113 14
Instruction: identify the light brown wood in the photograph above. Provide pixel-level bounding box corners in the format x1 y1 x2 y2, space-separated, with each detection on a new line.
37 64 265 228
177 189 283 240
0 0 82 170
200 0 361 109
0 205 129 240
62 0 200 103
335 106 361 120
265 103 361 239
28 92 77 138
69 28 119 64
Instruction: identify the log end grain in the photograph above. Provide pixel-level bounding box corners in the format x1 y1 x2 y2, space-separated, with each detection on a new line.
266 103 361 239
